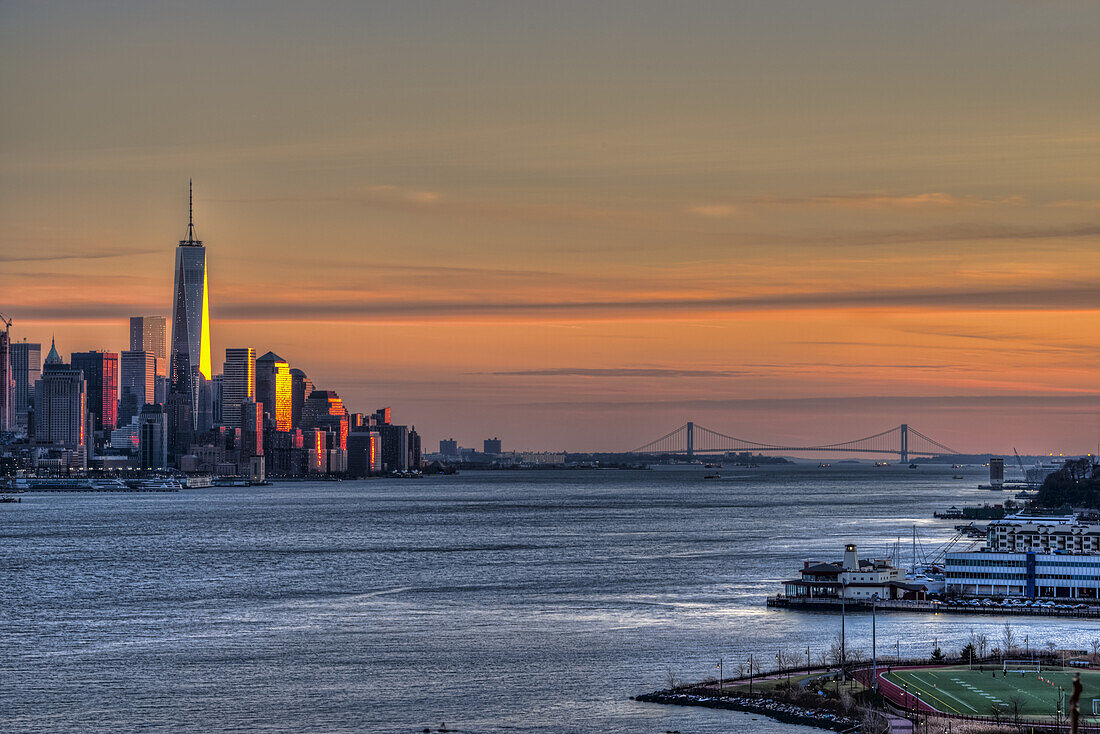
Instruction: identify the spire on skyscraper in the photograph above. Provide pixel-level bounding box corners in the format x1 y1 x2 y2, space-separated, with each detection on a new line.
45 336 62 365
180 179 203 247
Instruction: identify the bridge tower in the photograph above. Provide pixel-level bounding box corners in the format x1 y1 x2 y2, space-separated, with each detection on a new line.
686 421 694 459
899 423 909 464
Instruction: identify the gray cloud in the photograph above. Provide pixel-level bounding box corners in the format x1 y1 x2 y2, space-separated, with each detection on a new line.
0 248 159 263
511 394 1100 411
214 281 1100 321
13 281 1100 324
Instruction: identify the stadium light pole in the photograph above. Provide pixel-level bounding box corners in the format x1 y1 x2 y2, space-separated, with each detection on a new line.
840 587 846 685
871 598 877 693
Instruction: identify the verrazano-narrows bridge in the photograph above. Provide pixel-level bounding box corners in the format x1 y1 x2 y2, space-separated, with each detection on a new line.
629 423 959 463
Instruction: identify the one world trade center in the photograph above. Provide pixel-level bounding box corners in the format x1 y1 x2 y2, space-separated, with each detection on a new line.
169 181 213 435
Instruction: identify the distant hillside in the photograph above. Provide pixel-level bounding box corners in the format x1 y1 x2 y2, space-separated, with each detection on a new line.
1036 458 1100 509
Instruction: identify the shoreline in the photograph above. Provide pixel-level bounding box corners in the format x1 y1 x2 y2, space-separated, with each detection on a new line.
634 690 858 731
768 595 1100 618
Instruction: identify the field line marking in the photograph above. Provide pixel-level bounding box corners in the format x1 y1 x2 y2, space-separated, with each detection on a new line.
907 672 977 714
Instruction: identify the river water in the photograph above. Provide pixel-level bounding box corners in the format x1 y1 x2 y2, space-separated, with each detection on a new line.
4 465 1096 733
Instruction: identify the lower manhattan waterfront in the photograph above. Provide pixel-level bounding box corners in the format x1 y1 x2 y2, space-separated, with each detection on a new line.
5 465 1097 734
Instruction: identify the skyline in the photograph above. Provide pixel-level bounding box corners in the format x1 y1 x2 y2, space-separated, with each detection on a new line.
2 2 1098 453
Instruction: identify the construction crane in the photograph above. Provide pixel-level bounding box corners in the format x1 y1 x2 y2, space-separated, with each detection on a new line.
1013 447 1028 484
0 312 10 337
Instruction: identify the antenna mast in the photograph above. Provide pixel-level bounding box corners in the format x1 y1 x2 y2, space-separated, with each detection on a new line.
179 179 203 246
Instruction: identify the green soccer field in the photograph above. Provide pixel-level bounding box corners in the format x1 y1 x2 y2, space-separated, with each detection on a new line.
881 665 1100 720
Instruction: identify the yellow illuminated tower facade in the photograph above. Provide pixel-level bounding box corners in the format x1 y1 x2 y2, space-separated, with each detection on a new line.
169 180 212 429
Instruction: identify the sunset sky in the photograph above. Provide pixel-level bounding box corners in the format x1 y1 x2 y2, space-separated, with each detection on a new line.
2 2 1098 453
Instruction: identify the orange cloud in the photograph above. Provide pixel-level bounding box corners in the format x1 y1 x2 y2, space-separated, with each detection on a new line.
753 192 1026 209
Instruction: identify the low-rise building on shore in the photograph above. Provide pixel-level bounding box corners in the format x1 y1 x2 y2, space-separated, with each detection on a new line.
945 513 1100 599
781 544 928 601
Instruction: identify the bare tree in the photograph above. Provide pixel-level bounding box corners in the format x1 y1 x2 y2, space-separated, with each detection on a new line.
828 634 845 666
665 668 678 691
1006 693 1026 728
1001 622 1016 656
976 632 989 659
1092 638 1100 662
859 706 889 734
782 651 803 683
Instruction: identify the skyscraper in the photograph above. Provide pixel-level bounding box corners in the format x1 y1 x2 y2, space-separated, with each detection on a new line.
301 389 348 450
255 351 292 431
11 340 41 430
34 340 87 467
0 322 10 431
130 315 167 377
221 348 255 429
120 350 157 425
138 403 168 470
290 368 313 429
239 399 263 459
169 181 212 429
71 351 119 432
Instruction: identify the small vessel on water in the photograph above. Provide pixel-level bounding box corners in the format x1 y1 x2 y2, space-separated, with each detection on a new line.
703 473 721 479
818 462 831 468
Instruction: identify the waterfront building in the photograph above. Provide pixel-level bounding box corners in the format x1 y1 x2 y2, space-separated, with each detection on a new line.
239 399 263 461
946 513 1100 599
290 368 313 429
0 326 10 431
348 430 382 476
169 182 212 428
11 341 42 429
221 348 255 429
781 544 927 601
71 351 119 432
408 427 421 469
110 419 140 451
138 404 168 470
380 423 408 472
483 437 502 455
263 427 305 476
120 350 157 425
165 391 193 461
303 428 328 473
33 340 87 468
255 351 292 431
989 457 1004 487
130 315 167 377
440 438 458 457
